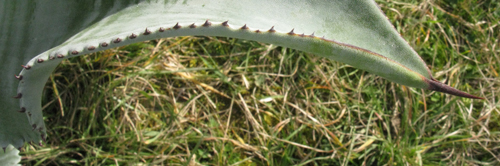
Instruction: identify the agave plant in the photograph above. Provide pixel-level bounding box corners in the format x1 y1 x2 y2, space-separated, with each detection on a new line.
0 0 482 164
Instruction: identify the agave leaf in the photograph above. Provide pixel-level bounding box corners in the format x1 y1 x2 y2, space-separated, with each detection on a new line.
0 0 143 149
0 0 481 151
0 145 21 166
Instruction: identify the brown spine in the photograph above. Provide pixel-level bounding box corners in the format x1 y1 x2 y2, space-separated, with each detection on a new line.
426 78 484 99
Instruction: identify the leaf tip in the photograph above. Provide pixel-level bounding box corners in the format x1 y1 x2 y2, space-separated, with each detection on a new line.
426 78 484 99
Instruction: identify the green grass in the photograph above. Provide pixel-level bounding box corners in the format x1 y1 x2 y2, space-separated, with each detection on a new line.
21 0 499 165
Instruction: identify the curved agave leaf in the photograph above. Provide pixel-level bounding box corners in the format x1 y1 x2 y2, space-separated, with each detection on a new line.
0 0 143 149
0 0 481 152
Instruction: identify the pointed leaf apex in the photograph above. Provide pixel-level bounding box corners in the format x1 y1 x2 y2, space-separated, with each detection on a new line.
426 78 484 99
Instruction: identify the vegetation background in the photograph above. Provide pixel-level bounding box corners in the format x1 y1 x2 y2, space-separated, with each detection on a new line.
21 0 499 165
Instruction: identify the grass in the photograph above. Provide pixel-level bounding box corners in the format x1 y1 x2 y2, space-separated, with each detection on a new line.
21 0 499 165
